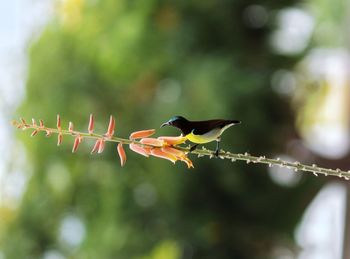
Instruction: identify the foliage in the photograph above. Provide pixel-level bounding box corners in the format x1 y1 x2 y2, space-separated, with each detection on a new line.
1 0 323 258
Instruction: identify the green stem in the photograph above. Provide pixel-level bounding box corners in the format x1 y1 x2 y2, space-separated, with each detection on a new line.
13 120 350 180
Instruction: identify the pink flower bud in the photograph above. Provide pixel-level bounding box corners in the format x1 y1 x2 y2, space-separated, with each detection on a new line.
57 133 63 146
72 136 80 153
57 114 61 130
117 143 127 167
20 118 26 125
106 115 115 138
46 130 52 137
88 114 94 134
91 139 101 154
98 139 105 153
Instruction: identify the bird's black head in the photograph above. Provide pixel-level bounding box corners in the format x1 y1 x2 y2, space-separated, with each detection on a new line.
160 116 188 129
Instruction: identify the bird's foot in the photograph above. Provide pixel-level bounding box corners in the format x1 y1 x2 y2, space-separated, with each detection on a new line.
214 149 219 158
189 144 198 153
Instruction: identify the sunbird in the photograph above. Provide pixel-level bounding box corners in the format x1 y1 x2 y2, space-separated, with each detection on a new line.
161 116 241 156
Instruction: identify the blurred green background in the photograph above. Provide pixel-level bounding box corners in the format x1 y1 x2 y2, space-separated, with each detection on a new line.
1 0 350 258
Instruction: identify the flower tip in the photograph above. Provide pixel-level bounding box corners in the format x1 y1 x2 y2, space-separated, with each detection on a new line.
150 148 178 163
69 121 74 132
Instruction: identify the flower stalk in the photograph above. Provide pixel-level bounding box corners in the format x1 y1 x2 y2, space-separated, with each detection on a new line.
11 115 350 179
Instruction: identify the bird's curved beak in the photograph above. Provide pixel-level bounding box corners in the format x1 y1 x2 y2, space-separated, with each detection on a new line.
160 121 169 128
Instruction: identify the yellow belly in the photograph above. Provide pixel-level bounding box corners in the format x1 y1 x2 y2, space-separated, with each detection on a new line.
185 129 221 144
184 123 234 144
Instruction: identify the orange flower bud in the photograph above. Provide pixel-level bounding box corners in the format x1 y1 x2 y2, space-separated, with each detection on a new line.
91 139 101 154
98 139 105 153
106 115 115 138
140 138 164 147
129 129 156 140
72 136 80 153
57 114 61 130
88 114 94 134
151 148 178 163
57 133 63 146
157 135 187 145
31 130 38 137
69 122 74 132
117 143 127 167
46 130 52 137
20 118 26 125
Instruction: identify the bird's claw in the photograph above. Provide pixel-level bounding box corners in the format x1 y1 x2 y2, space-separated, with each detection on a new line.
214 149 219 158
189 144 198 153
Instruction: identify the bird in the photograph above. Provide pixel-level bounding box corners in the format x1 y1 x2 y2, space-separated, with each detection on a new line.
161 116 241 157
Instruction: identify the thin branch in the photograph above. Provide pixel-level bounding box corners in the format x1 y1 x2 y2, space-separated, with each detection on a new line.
12 118 350 179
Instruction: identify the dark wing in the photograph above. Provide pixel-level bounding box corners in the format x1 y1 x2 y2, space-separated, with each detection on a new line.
191 119 240 135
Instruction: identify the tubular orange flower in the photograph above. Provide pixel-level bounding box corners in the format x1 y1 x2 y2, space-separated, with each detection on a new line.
117 143 127 166
161 146 186 158
39 119 44 127
180 157 194 168
32 118 37 126
129 129 156 140
140 138 164 147
105 115 115 138
157 135 187 145
72 136 80 153
129 143 152 157
88 114 94 134
151 148 178 163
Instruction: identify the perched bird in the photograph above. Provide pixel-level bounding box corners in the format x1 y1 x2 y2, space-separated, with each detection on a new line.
161 116 241 156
